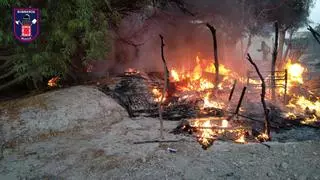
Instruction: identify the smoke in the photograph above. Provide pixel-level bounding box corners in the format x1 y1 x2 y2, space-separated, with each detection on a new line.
104 0 275 75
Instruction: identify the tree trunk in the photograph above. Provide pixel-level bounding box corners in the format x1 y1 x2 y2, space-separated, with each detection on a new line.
282 30 293 65
277 29 286 64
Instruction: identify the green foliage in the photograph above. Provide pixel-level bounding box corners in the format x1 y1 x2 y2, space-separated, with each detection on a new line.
0 0 115 89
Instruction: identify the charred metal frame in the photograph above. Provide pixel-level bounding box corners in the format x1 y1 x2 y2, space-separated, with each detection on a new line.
246 69 288 103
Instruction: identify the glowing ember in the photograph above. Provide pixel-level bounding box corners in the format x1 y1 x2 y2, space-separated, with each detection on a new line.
221 119 229 128
189 118 249 149
48 76 60 87
125 68 140 75
285 112 297 119
256 133 270 142
152 88 166 102
235 133 247 144
301 115 318 124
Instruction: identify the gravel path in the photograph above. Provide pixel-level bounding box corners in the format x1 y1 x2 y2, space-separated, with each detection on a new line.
1 86 319 180
1 117 320 180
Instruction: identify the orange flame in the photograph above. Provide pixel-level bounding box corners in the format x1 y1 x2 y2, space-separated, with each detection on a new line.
48 77 60 87
282 59 319 124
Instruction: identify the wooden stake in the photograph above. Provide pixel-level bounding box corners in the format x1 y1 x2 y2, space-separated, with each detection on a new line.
284 69 288 104
228 80 237 102
271 22 279 101
235 87 247 115
206 23 219 88
247 53 271 140
159 34 170 139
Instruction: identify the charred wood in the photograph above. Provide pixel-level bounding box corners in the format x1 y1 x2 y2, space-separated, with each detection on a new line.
235 87 246 115
159 34 170 139
206 23 220 89
271 22 279 101
247 53 271 140
228 80 237 102
307 25 320 45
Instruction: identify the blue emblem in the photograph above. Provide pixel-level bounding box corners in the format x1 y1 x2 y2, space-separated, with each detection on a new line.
13 8 40 42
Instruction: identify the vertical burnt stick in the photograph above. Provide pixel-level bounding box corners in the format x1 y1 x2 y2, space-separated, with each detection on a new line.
247 53 271 140
284 69 288 104
228 80 237 102
271 22 279 101
159 34 170 139
235 86 247 115
206 23 219 89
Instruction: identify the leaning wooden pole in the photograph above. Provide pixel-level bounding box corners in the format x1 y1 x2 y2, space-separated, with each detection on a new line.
235 86 247 115
247 53 271 140
307 25 320 45
159 34 170 139
206 23 219 88
271 22 279 101
228 80 237 102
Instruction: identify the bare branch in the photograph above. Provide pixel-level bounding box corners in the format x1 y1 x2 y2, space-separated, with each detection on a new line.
307 25 320 45
0 74 28 92
0 69 15 80
158 34 170 139
247 53 271 140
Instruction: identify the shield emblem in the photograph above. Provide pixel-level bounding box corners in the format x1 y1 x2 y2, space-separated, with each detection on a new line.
13 8 40 42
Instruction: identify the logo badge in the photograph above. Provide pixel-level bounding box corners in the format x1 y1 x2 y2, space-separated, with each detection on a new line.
13 8 40 42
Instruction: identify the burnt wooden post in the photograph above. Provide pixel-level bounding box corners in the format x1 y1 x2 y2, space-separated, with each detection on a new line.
235 86 247 115
159 34 170 139
206 23 219 88
246 71 250 88
228 80 237 102
247 53 271 140
271 22 279 101
307 25 320 45
284 69 288 104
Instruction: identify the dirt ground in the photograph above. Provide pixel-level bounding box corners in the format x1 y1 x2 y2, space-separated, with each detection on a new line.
1 86 320 180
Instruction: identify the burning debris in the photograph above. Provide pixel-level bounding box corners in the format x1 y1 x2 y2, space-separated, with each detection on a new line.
48 76 60 87
103 52 319 149
172 117 252 149
281 60 320 126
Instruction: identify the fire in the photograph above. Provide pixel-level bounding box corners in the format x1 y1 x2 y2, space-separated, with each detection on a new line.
203 92 225 109
302 115 318 124
189 118 248 149
152 88 166 102
235 133 247 144
256 133 270 142
285 59 305 85
285 112 297 119
221 119 228 128
287 96 320 117
171 69 180 81
125 68 140 75
167 56 237 108
194 120 215 149
48 76 60 87
277 59 320 125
